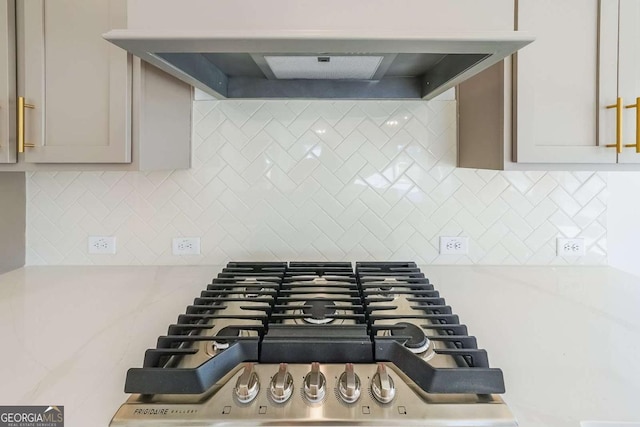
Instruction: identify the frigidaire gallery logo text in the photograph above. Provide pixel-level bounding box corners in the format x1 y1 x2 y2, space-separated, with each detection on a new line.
0 406 64 427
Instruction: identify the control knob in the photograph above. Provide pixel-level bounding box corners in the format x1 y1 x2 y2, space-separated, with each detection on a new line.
371 363 395 404
338 363 361 403
234 363 259 403
269 363 294 403
303 362 326 402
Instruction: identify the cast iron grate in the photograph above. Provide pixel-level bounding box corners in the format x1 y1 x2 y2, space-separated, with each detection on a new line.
260 262 372 363
124 261 505 396
356 261 505 394
124 262 286 394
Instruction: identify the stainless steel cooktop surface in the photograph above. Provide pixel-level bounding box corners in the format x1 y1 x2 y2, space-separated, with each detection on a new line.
109 261 516 427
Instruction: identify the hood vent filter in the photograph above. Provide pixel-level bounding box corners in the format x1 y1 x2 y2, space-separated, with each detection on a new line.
264 55 384 80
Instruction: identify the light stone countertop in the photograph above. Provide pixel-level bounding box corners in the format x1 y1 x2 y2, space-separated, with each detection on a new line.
0 265 639 427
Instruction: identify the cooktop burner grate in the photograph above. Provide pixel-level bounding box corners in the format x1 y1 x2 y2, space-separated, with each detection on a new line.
126 262 285 394
260 262 371 364
124 261 505 396
358 261 505 395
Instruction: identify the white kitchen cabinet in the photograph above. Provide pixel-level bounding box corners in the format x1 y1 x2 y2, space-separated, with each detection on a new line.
458 0 634 169
0 0 14 164
17 0 132 163
617 0 640 164
515 0 616 164
0 0 192 170
18 0 131 163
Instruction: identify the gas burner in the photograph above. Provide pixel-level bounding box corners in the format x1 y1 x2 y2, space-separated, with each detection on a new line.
212 326 241 350
235 278 267 298
288 275 350 285
302 299 336 324
378 285 395 296
389 322 431 355
244 286 264 298
370 277 406 295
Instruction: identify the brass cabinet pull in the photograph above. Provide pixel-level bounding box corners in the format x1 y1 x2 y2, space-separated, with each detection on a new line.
624 97 640 153
606 97 623 153
17 96 35 153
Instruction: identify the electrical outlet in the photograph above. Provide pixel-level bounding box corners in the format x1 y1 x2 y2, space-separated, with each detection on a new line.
172 237 201 255
439 236 469 255
88 236 116 254
557 238 585 256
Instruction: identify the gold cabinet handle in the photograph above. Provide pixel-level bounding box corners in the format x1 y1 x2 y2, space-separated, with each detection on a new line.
624 97 640 153
606 97 623 153
17 96 35 153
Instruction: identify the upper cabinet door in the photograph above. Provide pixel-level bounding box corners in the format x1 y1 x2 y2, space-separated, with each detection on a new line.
514 0 617 164
18 0 131 163
0 0 15 164
617 0 640 164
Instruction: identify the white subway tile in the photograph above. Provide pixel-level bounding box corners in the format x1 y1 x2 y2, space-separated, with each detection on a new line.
25 100 608 266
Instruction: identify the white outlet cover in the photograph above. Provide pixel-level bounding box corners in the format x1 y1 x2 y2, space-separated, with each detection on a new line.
172 237 201 256
557 238 585 256
439 236 469 255
88 236 116 254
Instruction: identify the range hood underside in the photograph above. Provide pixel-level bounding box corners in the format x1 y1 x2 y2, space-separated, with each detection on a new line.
104 31 534 100
156 52 488 99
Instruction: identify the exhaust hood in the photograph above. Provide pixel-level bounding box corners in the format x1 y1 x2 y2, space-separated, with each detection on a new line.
104 0 533 100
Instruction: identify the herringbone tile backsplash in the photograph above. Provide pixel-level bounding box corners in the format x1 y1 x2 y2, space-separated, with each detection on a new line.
26 99 607 265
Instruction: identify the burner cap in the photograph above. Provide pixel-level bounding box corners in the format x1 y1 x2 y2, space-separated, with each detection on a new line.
302 299 336 324
378 278 398 293
390 322 428 352
214 326 241 345
244 286 263 298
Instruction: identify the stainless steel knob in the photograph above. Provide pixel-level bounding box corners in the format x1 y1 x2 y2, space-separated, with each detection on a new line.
303 362 326 402
269 363 294 403
371 363 395 404
338 363 361 403
234 363 260 403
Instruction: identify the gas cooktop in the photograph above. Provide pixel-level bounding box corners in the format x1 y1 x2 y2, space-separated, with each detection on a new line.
110 262 515 426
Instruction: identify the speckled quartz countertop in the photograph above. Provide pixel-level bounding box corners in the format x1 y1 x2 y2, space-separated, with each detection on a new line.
0 265 639 427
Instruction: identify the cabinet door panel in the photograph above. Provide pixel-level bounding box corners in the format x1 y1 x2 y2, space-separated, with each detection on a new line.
515 0 616 163
0 0 14 164
617 0 640 164
20 0 130 163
